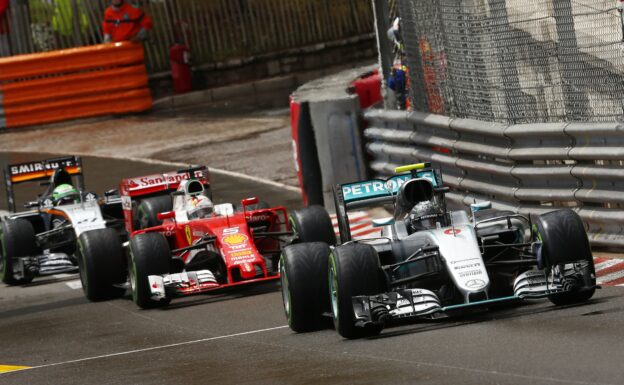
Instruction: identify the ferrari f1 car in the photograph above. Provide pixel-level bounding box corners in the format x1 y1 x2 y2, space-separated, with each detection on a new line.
0 156 125 285
280 163 598 338
79 165 335 309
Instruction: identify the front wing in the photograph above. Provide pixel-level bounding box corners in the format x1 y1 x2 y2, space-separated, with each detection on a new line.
148 270 280 299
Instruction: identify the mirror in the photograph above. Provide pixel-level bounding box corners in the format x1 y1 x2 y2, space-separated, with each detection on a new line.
157 211 175 221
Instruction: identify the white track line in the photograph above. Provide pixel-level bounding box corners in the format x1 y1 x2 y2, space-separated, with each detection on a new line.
2 325 289 374
65 280 82 290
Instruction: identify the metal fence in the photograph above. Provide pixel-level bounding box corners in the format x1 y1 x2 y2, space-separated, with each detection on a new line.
363 108 624 248
2 0 374 73
379 0 624 123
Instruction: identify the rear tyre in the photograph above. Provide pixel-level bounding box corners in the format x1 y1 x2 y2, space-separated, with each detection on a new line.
129 232 171 309
280 242 331 332
289 206 336 245
78 228 126 301
137 195 173 229
0 219 37 285
329 243 383 339
535 209 596 305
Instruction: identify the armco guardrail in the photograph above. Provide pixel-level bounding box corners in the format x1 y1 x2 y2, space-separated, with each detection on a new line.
363 108 624 248
0 42 151 129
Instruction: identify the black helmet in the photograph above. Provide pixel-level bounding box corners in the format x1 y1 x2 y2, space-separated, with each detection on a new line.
408 201 442 232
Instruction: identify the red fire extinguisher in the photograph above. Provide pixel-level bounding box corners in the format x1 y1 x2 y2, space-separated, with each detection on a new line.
170 43 192 94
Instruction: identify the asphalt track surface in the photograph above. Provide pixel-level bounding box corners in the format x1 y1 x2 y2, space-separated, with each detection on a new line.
2 154 624 385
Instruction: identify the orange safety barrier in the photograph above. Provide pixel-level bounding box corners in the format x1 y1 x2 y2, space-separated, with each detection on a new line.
0 42 152 129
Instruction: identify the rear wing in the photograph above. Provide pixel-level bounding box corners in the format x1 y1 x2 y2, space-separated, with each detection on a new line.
3 156 84 213
119 166 210 233
119 166 210 199
333 163 445 242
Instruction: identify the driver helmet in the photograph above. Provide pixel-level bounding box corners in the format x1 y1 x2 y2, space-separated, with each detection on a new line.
52 184 79 205
407 200 442 232
186 195 214 219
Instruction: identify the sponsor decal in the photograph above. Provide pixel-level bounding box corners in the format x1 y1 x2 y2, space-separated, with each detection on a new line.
127 171 204 191
341 171 438 203
444 228 462 235
223 233 248 246
120 195 131 210
192 230 205 237
465 279 486 289
454 262 481 271
459 269 482 278
230 250 253 258
250 214 272 221
185 226 193 245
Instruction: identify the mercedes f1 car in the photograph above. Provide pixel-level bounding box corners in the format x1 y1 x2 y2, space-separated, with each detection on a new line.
0 156 125 286
280 163 598 338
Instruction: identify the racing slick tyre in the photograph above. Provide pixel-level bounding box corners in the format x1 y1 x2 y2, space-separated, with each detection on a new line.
129 232 171 309
78 228 126 301
0 219 37 285
289 206 336 246
137 195 173 229
280 242 332 332
535 209 596 306
329 243 384 339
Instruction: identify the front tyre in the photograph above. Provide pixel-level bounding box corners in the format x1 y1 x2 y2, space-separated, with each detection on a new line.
280 242 331 332
289 206 336 245
329 243 383 339
536 209 596 305
129 232 171 309
78 228 126 301
0 219 37 285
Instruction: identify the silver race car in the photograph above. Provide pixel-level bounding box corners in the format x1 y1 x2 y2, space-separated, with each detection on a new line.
281 163 597 338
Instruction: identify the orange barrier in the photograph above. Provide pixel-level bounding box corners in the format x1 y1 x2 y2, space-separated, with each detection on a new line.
0 42 152 129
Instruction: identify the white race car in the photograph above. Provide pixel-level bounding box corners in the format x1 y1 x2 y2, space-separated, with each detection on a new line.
281 163 597 338
1 156 125 288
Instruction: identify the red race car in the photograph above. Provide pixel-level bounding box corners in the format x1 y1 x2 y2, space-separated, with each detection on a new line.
79 165 336 308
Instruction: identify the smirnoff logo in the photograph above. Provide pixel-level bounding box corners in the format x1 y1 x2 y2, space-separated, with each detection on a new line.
10 161 66 175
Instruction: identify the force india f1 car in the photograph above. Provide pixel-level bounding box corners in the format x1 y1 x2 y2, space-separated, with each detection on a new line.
78 165 335 309
0 156 125 285
280 163 598 339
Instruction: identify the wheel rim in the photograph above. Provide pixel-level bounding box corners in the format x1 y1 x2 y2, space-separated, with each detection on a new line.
279 258 291 318
288 216 298 240
329 258 339 321
129 254 137 301
77 242 87 290
0 231 7 280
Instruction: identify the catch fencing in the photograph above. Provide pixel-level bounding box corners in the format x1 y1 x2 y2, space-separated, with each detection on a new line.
377 0 624 123
3 0 375 74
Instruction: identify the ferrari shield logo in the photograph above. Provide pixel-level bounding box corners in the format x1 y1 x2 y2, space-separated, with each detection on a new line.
185 225 193 245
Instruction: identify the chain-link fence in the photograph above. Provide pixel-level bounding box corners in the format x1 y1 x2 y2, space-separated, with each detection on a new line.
381 0 624 123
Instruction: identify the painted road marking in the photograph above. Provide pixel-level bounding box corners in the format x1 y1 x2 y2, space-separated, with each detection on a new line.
0 325 288 374
65 280 83 290
330 211 381 240
0 365 30 373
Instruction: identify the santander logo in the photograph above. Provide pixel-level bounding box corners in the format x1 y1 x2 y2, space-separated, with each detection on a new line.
128 173 189 190
444 228 461 235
